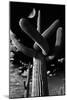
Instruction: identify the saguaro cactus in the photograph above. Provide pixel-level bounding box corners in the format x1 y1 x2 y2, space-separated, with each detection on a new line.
10 9 63 97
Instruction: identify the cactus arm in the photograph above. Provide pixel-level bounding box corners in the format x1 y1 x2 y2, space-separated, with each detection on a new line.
34 19 59 51
46 27 63 61
19 18 49 55
42 19 59 38
37 10 41 32
28 8 36 18
55 27 63 46
10 30 36 57
33 10 42 53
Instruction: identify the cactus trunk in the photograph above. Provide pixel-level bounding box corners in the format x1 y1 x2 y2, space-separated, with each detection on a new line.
31 53 49 96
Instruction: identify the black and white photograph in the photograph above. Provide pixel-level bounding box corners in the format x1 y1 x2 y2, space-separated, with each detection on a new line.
9 1 65 99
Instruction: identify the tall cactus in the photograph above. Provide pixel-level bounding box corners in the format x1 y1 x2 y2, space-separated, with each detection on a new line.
10 9 63 97
19 16 62 96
